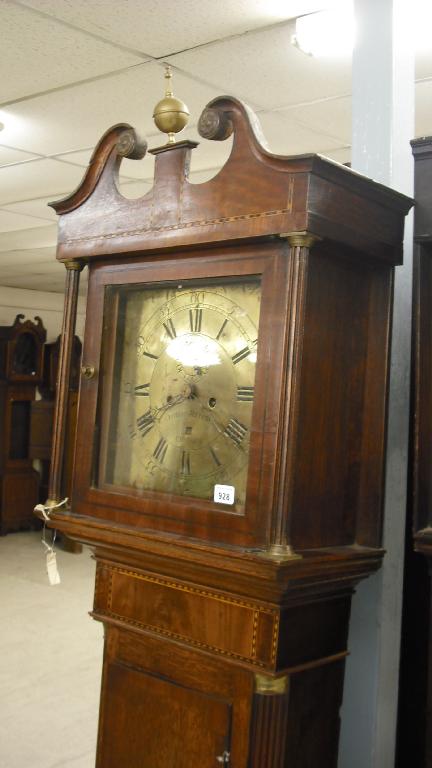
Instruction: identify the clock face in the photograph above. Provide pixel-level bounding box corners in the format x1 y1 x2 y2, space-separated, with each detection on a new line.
98 278 261 508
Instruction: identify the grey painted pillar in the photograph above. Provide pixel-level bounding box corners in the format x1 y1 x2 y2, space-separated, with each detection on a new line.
338 1 414 767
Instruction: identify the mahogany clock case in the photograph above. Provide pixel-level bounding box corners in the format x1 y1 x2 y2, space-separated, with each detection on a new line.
74 236 395 556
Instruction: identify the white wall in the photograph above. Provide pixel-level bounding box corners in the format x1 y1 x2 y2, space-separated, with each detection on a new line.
338 1 414 766
0 286 86 342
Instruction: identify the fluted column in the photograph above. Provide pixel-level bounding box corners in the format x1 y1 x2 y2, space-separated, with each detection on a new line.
248 674 290 767
266 231 318 560
46 260 84 506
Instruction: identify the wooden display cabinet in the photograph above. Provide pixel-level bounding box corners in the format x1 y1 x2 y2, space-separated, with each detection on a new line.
39 97 412 766
0 314 46 534
400 136 432 768
30 335 82 501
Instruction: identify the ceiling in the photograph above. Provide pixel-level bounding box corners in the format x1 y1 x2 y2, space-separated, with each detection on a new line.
0 0 431 295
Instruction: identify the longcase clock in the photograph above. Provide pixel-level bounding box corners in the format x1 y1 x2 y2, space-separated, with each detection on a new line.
399 136 432 768
38 96 412 767
0 314 46 534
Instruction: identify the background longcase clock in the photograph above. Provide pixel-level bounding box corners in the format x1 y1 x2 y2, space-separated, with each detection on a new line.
0 314 46 533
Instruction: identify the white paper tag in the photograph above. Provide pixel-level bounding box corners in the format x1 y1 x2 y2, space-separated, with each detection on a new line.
46 550 61 586
214 484 235 505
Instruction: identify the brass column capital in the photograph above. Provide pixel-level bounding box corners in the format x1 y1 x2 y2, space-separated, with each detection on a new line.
280 231 321 249
64 260 84 271
259 543 302 562
255 673 290 696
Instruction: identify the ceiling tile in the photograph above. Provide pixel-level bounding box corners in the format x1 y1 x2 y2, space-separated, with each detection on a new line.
0 249 57 270
168 23 352 112
321 147 351 164
0 281 74 306
278 95 352 145
0 158 87 206
2 197 58 222
118 180 153 199
0 272 68 292
17 0 324 57
55 148 153 182
0 63 217 156
0 225 58 253
0 209 55 233
0 143 41 166
0 258 68 294
188 169 223 184
0 261 56 275
256 111 345 156
0 1 145 104
53 149 91 168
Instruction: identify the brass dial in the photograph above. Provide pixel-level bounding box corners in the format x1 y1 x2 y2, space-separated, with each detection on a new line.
100 279 261 508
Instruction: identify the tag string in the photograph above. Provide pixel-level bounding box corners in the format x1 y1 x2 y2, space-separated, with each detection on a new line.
34 498 68 553
34 499 68 586
34 497 68 522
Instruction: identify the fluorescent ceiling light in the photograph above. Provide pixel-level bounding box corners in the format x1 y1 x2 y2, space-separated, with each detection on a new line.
0 110 28 145
293 0 431 58
293 2 354 58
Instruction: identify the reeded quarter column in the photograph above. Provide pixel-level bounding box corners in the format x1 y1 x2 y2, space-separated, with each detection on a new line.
267 231 319 560
47 260 84 506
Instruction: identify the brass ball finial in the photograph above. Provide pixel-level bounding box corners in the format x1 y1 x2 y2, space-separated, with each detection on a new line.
152 66 190 144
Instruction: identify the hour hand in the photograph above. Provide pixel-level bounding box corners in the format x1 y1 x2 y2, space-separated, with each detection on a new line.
152 393 185 418
152 384 194 418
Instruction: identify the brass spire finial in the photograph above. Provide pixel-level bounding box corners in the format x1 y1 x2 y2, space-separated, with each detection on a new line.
152 65 190 144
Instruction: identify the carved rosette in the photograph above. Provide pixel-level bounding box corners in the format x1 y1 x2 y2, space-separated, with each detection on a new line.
198 107 234 142
116 128 148 160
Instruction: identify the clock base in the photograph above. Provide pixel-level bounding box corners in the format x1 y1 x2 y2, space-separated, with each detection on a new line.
91 549 353 768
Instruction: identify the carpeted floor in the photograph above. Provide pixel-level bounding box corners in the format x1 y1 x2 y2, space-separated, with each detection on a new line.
0 530 103 768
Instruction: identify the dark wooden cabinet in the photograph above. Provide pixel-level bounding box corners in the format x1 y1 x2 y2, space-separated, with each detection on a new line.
39 97 412 766
0 314 45 533
398 137 432 768
412 137 432 550
29 335 82 501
